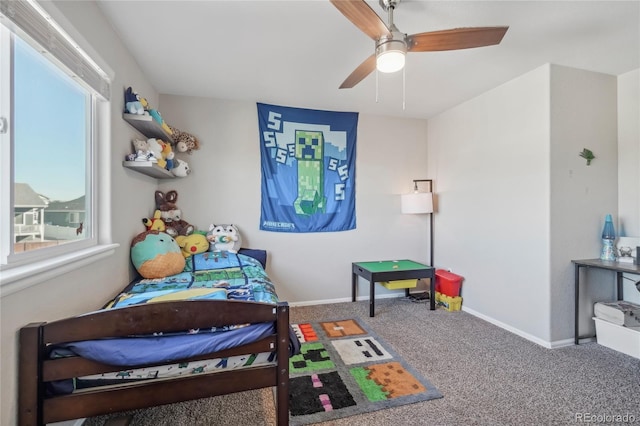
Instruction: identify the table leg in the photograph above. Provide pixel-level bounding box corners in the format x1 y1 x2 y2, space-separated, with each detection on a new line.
430 274 436 311
574 264 580 345
369 279 375 317
352 273 357 302
617 272 623 300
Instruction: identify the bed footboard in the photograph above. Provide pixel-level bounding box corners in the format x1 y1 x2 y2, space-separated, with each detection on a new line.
18 301 290 426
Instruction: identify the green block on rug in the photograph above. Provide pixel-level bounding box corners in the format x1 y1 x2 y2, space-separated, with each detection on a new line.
350 366 387 401
289 342 335 373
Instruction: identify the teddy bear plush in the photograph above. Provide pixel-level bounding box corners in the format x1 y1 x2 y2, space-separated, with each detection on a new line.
206 224 242 253
155 190 195 237
132 138 149 152
131 139 157 162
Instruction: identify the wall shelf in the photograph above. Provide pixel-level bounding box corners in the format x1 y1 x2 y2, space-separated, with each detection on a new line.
122 161 174 179
123 113 174 143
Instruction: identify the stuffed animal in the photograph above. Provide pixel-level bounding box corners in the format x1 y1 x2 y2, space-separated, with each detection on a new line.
171 159 191 177
175 233 209 258
155 190 195 237
132 138 149 152
131 139 157 162
124 87 147 115
165 150 175 170
147 138 167 169
206 224 242 253
169 125 200 154
130 230 185 278
142 210 165 232
147 109 173 135
162 143 175 170
148 108 163 125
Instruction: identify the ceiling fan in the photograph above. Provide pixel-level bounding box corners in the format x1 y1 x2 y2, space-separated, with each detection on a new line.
330 0 509 89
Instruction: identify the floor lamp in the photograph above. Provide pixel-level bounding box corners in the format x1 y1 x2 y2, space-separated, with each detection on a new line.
401 179 434 299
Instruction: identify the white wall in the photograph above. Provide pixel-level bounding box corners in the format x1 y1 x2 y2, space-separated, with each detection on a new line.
158 95 431 304
618 69 640 237
427 65 552 343
549 65 618 341
426 64 619 345
618 68 640 304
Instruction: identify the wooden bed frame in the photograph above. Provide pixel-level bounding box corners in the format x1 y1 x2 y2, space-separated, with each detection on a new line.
18 299 291 425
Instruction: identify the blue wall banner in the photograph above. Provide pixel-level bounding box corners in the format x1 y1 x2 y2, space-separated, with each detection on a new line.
257 103 358 233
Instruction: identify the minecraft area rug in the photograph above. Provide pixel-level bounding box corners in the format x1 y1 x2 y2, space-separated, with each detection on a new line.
288 319 443 425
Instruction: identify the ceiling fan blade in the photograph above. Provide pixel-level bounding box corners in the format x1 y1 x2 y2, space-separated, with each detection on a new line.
339 54 376 89
330 0 391 40
407 27 509 52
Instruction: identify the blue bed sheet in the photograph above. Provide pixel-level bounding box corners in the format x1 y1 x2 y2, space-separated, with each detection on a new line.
57 322 276 366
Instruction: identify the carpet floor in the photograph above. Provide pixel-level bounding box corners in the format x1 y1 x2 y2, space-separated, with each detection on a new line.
85 298 640 425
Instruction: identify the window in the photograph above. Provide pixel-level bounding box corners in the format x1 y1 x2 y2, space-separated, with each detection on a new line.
8 33 92 252
0 0 116 293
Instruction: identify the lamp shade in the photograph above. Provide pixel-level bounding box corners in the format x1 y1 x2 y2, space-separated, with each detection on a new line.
401 192 433 214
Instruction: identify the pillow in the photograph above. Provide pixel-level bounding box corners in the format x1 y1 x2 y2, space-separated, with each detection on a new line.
238 248 267 269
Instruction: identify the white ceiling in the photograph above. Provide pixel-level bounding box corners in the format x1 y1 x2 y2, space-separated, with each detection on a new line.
96 0 640 119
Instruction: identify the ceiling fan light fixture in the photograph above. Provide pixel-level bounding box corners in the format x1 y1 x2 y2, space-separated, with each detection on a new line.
376 39 406 73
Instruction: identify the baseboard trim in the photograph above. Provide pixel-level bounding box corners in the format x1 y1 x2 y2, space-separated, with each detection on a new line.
50 419 85 426
288 292 404 307
461 306 555 349
548 337 578 348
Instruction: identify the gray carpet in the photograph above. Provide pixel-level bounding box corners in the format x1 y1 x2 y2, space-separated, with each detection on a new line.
85 298 640 425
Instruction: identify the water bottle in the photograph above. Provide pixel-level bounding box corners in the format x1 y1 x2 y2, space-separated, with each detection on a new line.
600 214 616 261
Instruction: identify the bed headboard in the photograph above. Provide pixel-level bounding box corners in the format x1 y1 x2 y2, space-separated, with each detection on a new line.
238 248 267 269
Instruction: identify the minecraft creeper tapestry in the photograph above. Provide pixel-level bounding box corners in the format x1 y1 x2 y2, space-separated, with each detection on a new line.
294 130 326 215
258 102 358 233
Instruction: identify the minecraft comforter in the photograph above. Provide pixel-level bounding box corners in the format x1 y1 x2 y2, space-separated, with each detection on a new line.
47 251 297 395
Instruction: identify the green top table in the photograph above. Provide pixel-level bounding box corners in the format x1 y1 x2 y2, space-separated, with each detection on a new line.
352 260 435 317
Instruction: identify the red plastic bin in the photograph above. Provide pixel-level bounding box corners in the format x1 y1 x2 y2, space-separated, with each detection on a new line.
435 269 463 297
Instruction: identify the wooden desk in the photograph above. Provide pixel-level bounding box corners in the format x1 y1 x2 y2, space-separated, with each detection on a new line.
572 258 640 344
352 260 435 317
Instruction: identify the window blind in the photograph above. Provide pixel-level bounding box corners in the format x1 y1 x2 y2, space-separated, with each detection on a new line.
0 0 111 100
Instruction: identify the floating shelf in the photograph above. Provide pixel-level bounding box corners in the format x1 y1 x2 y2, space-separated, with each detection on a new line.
123 113 174 143
122 161 174 179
